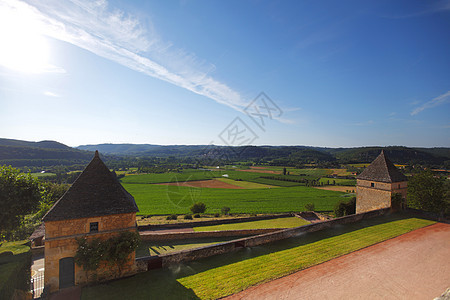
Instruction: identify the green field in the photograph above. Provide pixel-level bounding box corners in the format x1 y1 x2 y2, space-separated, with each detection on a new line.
194 217 310 231
124 184 347 215
31 172 56 178
318 177 356 186
216 178 275 189
82 214 435 300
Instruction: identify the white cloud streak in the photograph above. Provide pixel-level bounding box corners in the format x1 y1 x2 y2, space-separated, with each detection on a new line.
2 0 249 111
43 91 60 97
411 91 450 116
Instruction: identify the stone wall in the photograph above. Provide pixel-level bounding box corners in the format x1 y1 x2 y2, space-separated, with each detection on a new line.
136 208 389 271
44 213 136 292
140 228 281 241
356 179 408 214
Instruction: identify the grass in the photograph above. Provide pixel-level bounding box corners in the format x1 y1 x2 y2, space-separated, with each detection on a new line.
124 184 346 215
81 213 435 300
216 178 275 189
136 237 249 257
30 172 56 178
0 240 30 255
193 217 309 231
0 240 31 298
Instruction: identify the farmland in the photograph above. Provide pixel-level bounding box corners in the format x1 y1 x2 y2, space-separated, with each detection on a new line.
123 183 348 215
120 168 353 215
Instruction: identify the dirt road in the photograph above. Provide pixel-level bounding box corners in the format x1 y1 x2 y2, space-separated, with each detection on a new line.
226 222 450 300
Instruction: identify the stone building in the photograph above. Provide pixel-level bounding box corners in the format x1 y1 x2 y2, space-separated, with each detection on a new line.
42 151 139 292
356 151 407 214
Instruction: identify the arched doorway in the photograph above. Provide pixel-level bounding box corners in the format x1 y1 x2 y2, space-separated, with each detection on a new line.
59 257 74 289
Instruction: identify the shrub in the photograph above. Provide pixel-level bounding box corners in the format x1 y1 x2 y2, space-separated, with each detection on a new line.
214 213 220 217
184 214 193 220
304 203 315 211
166 214 177 220
334 197 356 217
193 214 201 218
221 206 231 215
190 202 206 214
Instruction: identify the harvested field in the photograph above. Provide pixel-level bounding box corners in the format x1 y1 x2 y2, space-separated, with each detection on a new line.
157 179 244 189
315 186 355 192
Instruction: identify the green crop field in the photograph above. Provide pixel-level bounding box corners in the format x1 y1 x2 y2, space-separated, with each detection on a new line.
318 178 356 186
194 217 309 231
216 178 275 189
81 214 435 300
123 183 347 215
120 169 218 184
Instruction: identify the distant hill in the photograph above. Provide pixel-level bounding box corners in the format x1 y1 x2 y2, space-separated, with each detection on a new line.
334 146 448 165
1 138 448 168
77 143 161 154
0 138 93 167
0 138 69 149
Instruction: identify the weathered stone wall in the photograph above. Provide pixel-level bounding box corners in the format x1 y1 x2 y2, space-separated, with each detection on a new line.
356 179 408 214
44 213 136 292
136 208 389 271
140 228 281 241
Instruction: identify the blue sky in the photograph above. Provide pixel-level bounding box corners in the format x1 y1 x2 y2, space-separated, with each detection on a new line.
0 0 449 147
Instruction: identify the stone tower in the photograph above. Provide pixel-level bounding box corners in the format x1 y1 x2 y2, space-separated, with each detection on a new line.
356 151 407 214
42 151 139 292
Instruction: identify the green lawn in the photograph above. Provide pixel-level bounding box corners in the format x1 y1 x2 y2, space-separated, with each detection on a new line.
136 236 249 257
216 178 275 189
82 214 435 300
194 217 309 231
0 240 30 255
124 184 346 215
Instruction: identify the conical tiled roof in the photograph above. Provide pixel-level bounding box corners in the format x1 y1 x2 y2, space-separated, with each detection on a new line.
356 150 407 183
43 151 139 222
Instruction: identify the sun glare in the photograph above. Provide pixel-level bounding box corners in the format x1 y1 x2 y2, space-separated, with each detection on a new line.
0 2 51 73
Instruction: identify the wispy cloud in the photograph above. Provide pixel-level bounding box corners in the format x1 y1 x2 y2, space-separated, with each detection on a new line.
411 91 450 116
2 0 250 111
43 91 60 97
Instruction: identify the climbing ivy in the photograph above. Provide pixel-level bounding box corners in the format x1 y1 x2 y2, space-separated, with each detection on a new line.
74 231 140 281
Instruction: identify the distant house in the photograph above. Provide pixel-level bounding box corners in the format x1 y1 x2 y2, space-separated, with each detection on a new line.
42 151 139 292
356 151 408 214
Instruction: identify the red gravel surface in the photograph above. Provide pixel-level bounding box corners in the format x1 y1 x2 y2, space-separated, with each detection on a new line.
226 222 450 300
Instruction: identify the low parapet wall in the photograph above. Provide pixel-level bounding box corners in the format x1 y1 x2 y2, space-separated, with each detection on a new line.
140 228 281 241
138 213 292 231
136 208 390 271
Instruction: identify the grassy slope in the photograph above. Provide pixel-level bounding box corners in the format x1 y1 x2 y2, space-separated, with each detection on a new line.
193 217 309 231
124 184 346 215
82 214 435 300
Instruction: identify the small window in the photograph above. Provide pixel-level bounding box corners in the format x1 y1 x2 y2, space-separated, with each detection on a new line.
371 182 375 187
89 222 98 233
